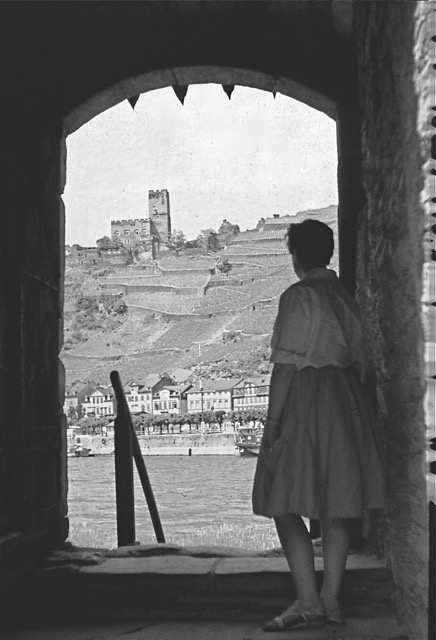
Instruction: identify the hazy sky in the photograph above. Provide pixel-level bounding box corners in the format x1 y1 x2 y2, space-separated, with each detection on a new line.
63 85 338 246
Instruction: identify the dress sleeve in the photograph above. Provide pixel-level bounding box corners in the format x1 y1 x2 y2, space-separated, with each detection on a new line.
270 285 311 364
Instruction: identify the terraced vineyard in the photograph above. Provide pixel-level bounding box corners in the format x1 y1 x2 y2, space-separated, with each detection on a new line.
62 206 338 386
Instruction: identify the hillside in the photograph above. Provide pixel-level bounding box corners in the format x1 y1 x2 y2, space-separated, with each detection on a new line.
61 207 338 387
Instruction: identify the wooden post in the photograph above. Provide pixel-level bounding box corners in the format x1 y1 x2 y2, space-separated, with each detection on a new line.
111 370 165 545
112 372 135 547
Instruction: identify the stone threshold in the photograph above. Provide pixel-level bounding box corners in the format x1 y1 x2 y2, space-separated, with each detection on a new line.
0 543 396 629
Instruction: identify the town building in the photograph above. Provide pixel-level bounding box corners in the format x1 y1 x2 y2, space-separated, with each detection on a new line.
232 375 270 412
123 381 152 414
63 381 97 420
152 384 192 415
81 387 116 417
123 373 176 415
187 379 243 413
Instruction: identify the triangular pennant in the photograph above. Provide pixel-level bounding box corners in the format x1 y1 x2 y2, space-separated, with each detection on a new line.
173 85 188 105
128 95 140 110
222 84 235 100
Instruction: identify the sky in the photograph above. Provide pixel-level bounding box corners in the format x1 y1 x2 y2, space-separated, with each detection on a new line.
63 84 338 246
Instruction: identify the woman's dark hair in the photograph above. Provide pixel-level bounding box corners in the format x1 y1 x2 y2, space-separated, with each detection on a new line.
285 219 334 268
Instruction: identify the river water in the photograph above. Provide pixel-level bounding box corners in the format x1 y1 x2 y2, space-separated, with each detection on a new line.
68 454 279 550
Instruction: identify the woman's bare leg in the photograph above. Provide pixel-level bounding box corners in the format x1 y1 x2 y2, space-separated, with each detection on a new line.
319 517 349 618
274 514 323 611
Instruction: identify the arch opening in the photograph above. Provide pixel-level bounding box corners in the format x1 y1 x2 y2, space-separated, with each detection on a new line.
63 81 336 542
64 66 337 135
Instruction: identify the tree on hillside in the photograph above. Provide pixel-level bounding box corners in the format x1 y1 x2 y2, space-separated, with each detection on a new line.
166 230 186 251
184 238 199 249
207 231 220 252
96 235 113 250
218 258 232 274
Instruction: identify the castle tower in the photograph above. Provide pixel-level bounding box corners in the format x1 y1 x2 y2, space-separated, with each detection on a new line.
149 189 171 241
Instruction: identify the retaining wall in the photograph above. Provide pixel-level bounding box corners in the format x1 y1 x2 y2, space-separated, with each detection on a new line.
75 433 238 456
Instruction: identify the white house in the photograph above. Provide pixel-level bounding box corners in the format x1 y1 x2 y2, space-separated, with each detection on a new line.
124 381 152 414
152 384 192 415
81 387 115 417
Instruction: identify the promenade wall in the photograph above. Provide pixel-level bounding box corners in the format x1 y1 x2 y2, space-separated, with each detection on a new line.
75 433 238 456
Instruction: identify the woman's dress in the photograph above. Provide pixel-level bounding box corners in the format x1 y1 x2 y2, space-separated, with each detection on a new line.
252 268 385 520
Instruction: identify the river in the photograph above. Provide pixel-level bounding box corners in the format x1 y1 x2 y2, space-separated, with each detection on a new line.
67 454 279 550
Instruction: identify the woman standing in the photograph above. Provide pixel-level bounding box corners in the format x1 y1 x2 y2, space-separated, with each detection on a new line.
252 219 385 631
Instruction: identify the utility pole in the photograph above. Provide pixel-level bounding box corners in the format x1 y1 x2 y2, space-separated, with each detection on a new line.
200 378 205 434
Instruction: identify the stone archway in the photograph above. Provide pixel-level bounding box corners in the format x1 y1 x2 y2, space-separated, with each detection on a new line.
0 2 430 637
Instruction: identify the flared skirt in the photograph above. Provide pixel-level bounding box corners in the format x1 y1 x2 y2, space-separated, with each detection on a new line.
252 366 385 520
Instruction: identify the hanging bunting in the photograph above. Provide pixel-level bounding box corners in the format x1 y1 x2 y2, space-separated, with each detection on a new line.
128 95 140 110
173 84 189 105
222 84 235 100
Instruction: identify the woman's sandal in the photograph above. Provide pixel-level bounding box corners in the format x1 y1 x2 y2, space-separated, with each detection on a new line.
262 602 326 631
326 613 347 627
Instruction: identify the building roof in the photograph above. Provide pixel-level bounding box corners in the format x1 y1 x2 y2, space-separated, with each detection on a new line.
66 381 97 398
170 368 193 383
127 373 174 391
233 375 271 388
88 386 114 397
187 378 243 393
155 383 192 394
124 381 152 393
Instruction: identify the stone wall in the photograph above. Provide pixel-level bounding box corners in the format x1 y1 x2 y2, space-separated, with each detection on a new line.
0 113 69 581
111 218 151 247
354 3 430 637
76 433 237 456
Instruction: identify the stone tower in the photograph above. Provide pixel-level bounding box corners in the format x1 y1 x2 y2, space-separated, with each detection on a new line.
149 189 171 242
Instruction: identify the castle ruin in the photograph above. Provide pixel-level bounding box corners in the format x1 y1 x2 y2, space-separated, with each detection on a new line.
111 189 171 249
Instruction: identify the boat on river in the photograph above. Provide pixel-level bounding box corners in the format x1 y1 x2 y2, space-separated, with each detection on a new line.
235 427 263 457
67 443 95 458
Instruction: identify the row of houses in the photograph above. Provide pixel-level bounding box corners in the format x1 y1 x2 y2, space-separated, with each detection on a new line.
64 372 271 420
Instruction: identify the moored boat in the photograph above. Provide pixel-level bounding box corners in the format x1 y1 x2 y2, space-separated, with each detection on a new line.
67 443 95 458
235 427 263 456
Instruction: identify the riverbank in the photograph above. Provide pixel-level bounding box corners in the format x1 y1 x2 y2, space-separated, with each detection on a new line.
72 432 239 456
